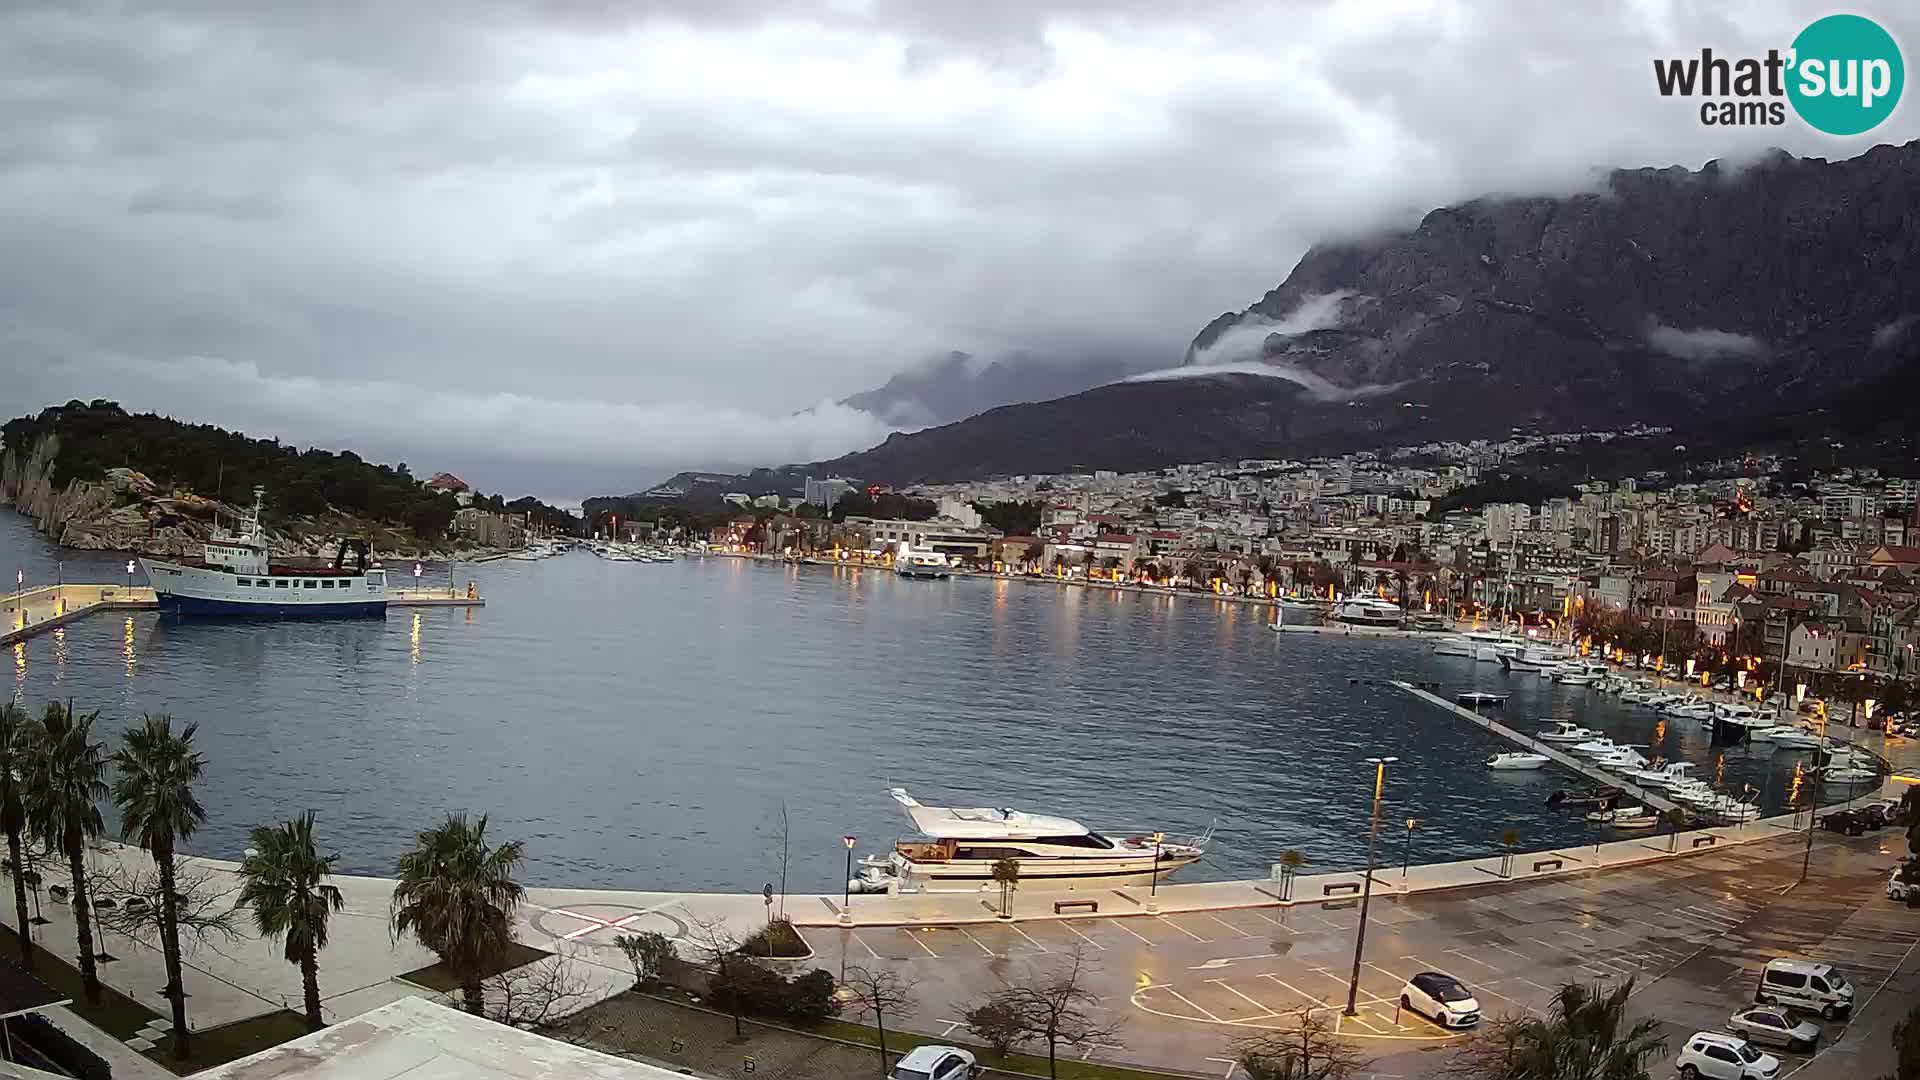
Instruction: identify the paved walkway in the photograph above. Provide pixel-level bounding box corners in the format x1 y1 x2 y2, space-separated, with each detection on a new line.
1 584 156 645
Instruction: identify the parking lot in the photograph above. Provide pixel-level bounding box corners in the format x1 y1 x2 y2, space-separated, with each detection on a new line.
803 828 1913 1077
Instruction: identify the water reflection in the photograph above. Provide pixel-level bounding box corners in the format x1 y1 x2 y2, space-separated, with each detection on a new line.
124 617 137 677
409 612 422 666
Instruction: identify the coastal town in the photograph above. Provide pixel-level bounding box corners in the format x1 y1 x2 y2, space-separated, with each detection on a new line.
616 427 1920 714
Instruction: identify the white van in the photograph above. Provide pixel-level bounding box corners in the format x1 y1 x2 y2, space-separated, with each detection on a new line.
1755 960 1854 1019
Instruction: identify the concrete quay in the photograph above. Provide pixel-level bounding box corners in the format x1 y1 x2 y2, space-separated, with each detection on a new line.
1 584 158 646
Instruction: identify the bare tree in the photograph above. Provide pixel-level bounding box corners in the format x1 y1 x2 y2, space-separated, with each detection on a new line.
92 853 241 950
484 956 595 1041
686 913 748 1041
1235 1004 1370 1080
969 944 1123 1079
768 802 791 921
840 965 918 1078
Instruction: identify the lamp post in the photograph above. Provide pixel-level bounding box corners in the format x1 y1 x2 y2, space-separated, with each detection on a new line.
1345 755 1396 1017
1400 818 1419 879
125 559 135 592
1800 712 1828 884
840 835 857 926
1147 831 1165 914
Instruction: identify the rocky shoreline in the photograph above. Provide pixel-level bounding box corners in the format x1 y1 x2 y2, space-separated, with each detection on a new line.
1 434 506 561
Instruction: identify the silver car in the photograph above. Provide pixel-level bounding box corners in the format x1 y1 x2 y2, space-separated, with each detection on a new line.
1727 1007 1821 1052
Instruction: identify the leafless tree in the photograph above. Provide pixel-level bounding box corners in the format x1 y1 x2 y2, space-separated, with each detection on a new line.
484 955 595 1042
685 912 749 1041
91 852 241 950
840 965 919 1078
969 943 1123 1079
1234 1003 1371 1080
769 802 790 921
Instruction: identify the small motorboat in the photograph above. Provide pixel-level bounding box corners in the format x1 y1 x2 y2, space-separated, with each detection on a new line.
1487 752 1550 770
1571 737 1624 757
1589 805 1657 828
1548 785 1624 810
1592 748 1649 771
1456 691 1509 708
1823 765 1880 784
1612 812 1661 830
1538 721 1598 743
1758 727 1820 749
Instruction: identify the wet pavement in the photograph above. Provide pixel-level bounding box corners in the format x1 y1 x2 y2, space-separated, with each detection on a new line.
803 826 1913 1077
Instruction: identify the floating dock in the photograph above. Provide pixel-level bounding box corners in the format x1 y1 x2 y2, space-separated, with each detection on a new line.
3 583 482 644
1389 679 1679 813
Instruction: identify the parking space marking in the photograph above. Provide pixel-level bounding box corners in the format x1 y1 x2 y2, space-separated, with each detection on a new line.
1260 974 1335 1012
1162 986 1225 1023
1442 949 1502 972
1516 976 1554 993
956 926 997 957
904 929 939 958
1557 929 1598 944
1162 917 1210 944
1059 921 1106 950
1470 981 1527 1009
1208 979 1281 1020
850 931 881 961
1245 909 1304 935
1204 913 1256 938
1482 941 1532 962
1109 919 1156 947
1007 923 1050 953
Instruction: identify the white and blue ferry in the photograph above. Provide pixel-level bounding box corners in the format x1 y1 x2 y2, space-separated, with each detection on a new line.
140 490 388 618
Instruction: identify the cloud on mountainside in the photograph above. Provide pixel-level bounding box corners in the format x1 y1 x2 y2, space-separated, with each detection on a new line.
1646 323 1768 362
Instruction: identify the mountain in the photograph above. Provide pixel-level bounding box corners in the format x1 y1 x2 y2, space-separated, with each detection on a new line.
791 142 1920 484
840 350 1153 427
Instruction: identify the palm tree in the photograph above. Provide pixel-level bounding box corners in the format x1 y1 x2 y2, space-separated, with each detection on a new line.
237 813 345 1031
0 703 34 972
21 701 109 1006
390 813 525 1015
1509 980 1667 1080
112 715 206 1059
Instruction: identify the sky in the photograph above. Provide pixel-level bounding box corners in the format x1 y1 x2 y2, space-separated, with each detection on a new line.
1 1 1915 500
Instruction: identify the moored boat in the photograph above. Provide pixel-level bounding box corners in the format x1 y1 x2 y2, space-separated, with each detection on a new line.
140 489 387 619
1487 752 1550 770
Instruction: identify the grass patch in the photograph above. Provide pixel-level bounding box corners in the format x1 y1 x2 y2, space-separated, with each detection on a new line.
0 918 162 1040
0 921 312 1075
148 1010 311 1073
398 941 551 992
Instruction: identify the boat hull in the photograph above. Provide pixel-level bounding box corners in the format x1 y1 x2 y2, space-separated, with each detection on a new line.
895 567 952 579
898 851 1202 890
157 594 387 619
143 558 388 620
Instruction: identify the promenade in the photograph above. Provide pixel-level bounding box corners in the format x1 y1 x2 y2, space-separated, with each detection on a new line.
1 583 158 646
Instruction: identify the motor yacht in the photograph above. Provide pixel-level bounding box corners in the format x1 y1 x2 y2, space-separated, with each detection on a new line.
1431 635 1476 658
1487 752 1551 770
1822 765 1881 784
1635 761 1701 789
1701 795 1761 822
1570 737 1624 757
1456 691 1508 708
1668 781 1719 805
1592 747 1649 772
1502 644 1570 674
1537 721 1599 743
851 788 1210 893
1757 727 1820 749
895 545 954 579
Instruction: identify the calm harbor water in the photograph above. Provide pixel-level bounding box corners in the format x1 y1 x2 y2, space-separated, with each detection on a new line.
2 510 1847 893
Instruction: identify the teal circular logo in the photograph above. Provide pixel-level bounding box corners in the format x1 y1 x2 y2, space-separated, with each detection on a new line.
1788 14 1904 135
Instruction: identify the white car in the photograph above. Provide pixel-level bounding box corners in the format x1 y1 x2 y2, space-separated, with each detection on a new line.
1677 1032 1779 1080
1726 1007 1821 1052
1398 971 1481 1027
890 1045 979 1080
1890 867 1916 902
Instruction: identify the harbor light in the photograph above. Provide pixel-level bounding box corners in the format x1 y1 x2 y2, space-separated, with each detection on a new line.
840 835 857 926
1345 755 1396 1017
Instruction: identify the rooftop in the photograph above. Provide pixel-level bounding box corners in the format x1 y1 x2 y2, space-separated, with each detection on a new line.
197 997 685 1080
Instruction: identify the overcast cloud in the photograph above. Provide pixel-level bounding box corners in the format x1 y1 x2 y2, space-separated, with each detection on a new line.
1 1 1915 498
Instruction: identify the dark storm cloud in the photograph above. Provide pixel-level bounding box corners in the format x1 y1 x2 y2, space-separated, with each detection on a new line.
0 0 1914 497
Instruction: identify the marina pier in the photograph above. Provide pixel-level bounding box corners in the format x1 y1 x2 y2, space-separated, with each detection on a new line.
1389 679 1680 813
2 581 481 646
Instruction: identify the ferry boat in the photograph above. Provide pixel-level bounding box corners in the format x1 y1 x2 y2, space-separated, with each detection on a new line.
849 788 1209 893
1330 597 1404 627
140 490 388 618
894 544 953 579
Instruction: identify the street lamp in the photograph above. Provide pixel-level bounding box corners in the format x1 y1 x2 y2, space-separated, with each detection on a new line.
1800 712 1828 884
1400 818 1419 879
126 559 136 592
840 835 857 926
1147 831 1166 913
1345 755 1397 1017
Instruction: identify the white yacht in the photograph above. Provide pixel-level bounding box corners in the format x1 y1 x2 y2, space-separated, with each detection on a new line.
1331 598 1405 627
140 489 387 618
1632 761 1700 789
1538 721 1599 743
1570 737 1625 757
894 544 953 579
1503 645 1570 674
1823 765 1881 784
1757 726 1820 749
1487 752 1550 770
1592 747 1649 771
855 788 1208 892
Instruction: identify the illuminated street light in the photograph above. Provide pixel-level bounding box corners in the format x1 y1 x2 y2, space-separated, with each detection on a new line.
1345 755 1397 1017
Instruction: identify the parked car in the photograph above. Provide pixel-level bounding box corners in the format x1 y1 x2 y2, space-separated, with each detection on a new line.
890 1046 979 1080
1398 971 1482 1028
1677 1032 1779 1080
1726 1007 1821 1052
1859 799 1904 828
1819 809 1868 835
1756 959 1854 1020
1890 866 1917 903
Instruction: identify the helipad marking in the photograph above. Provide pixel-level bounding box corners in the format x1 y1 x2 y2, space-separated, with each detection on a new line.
551 908 649 941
